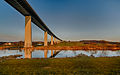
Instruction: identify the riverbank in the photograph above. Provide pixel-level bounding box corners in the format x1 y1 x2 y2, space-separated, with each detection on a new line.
1 41 120 50
0 46 12 50
38 41 120 50
33 46 120 50
0 55 120 75
1 45 120 50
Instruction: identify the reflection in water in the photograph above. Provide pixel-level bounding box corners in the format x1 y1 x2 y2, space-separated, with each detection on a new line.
44 50 48 58
44 50 60 58
24 48 32 58
116 51 120 55
50 50 61 58
51 50 53 57
54 50 56 54
0 50 120 58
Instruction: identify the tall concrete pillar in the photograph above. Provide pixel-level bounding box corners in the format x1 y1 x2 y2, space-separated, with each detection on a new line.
57 40 59 43
54 38 56 44
51 35 53 45
58 40 61 43
56 39 59 44
24 16 32 47
44 31 48 46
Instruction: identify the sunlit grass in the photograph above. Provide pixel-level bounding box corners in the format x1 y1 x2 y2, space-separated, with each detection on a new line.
55 42 86 47
0 56 120 75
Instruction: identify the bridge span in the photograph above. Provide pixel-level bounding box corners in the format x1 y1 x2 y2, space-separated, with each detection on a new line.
5 0 62 47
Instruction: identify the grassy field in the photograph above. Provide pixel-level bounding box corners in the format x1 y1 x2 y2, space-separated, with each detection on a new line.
55 42 86 47
54 42 116 47
0 56 120 75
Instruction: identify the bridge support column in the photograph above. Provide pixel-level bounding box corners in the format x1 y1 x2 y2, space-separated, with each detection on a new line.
56 39 59 44
54 38 56 44
58 40 61 43
51 36 53 45
44 31 48 46
24 16 32 47
57 40 59 43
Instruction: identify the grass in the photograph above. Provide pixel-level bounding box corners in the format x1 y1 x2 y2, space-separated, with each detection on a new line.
0 45 11 47
54 42 119 48
55 42 86 47
0 56 120 75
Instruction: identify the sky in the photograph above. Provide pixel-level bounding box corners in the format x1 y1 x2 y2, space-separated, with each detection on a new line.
0 0 120 42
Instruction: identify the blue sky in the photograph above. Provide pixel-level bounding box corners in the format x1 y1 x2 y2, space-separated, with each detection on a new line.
0 0 120 42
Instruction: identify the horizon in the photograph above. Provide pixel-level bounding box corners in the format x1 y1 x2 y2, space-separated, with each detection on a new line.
0 39 120 43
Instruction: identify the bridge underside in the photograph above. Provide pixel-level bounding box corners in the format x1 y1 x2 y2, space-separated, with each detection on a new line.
5 0 62 41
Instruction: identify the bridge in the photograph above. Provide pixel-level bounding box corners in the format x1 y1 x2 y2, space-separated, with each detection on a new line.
5 0 62 47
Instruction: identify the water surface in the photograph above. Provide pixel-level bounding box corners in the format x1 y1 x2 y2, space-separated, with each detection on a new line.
0 50 120 58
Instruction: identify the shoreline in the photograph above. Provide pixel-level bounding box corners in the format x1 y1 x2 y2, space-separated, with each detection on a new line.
23 46 120 51
31 46 120 50
0 46 120 51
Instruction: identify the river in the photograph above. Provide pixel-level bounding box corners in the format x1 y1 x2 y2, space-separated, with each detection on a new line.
0 49 120 58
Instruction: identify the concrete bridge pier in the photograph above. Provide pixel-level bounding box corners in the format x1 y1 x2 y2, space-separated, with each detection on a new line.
24 16 32 47
57 40 59 44
51 36 53 45
56 39 59 44
44 31 48 46
58 40 61 43
54 38 56 44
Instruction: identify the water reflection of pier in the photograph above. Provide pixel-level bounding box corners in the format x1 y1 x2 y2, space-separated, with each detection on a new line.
24 48 61 59
0 50 120 58
44 50 61 58
50 50 61 58
24 48 33 58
